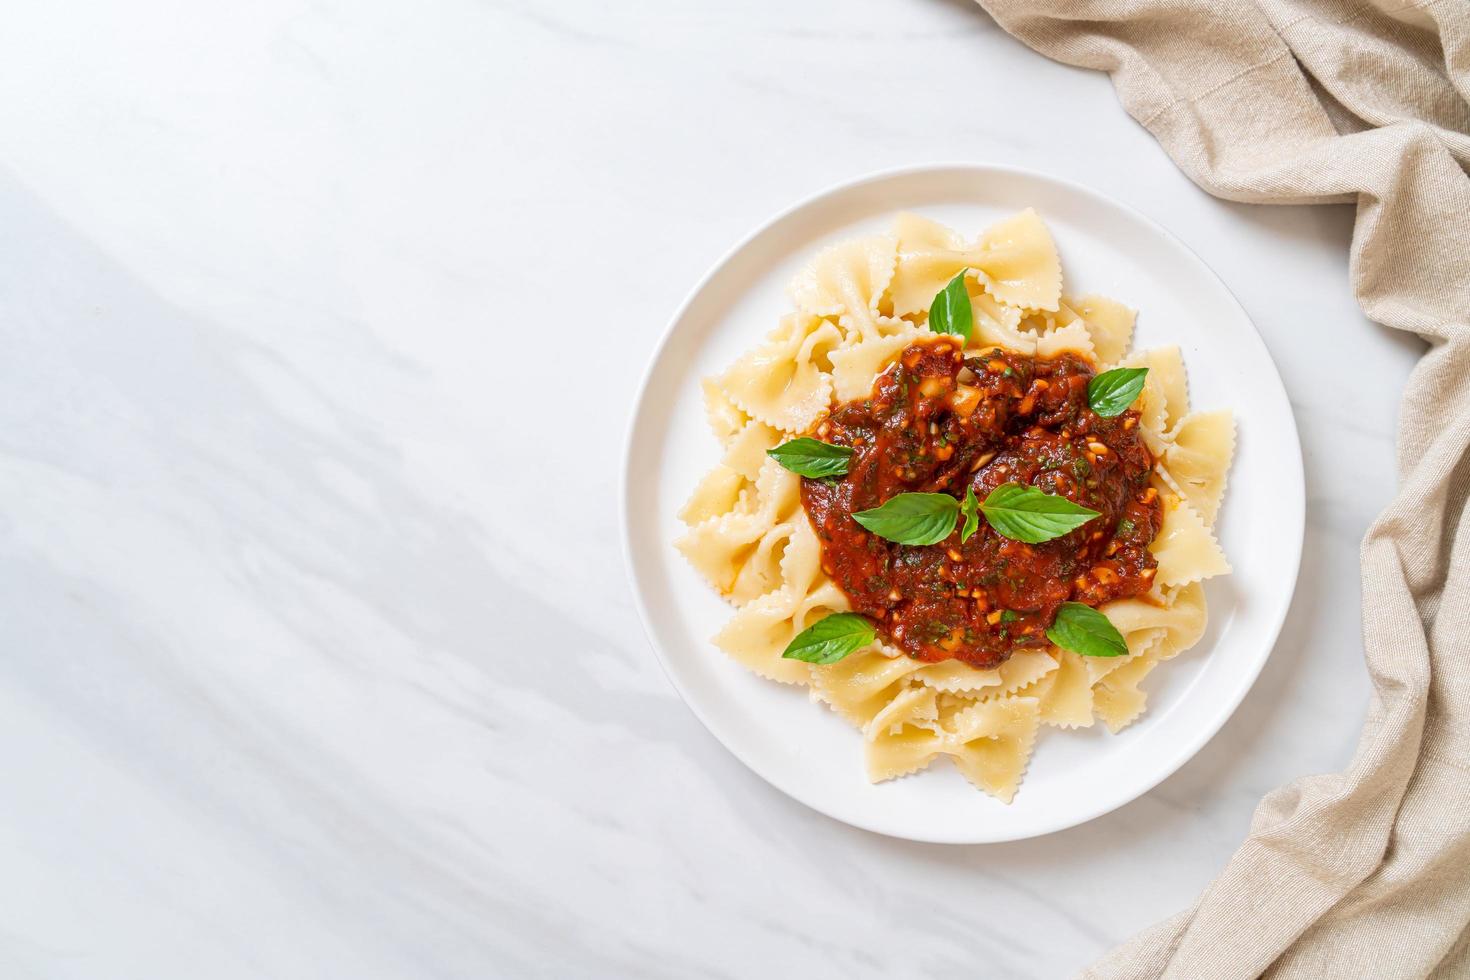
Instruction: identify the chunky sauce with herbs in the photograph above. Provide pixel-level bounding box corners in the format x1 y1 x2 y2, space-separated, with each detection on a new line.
801 337 1163 668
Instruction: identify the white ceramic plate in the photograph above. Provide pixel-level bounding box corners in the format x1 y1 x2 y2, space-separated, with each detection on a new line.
622 164 1303 844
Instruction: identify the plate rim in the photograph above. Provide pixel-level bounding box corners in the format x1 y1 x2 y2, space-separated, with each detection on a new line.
620 161 1305 844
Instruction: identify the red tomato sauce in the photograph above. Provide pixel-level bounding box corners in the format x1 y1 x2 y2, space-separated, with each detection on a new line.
800 337 1163 668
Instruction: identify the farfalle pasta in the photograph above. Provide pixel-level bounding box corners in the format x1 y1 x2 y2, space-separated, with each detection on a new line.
675 211 1235 804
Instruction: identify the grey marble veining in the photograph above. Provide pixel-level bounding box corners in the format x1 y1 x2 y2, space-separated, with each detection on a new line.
0 1 1413 977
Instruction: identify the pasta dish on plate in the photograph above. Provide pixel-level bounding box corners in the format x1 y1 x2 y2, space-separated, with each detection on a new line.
675 210 1234 803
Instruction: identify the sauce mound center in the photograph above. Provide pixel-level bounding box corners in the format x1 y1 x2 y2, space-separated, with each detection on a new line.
800 337 1163 668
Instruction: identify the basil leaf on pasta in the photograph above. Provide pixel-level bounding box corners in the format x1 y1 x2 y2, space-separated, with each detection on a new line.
781 612 876 664
1046 602 1128 658
767 437 852 478
979 483 1100 543
959 486 980 544
1087 367 1148 418
853 492 960 545
928 271 973 342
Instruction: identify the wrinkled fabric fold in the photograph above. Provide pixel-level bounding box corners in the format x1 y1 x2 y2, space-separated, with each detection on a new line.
969 1 1470 976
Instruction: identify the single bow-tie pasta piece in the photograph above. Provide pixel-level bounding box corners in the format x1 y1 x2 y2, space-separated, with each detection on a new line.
675 459 799 598
889 212 973 316
1159 410 1236 526
1120 346 1191 449
717 313 843 433
970 210 1063 312
890 210 1062 317
810 647 926 727
1149 493 1231 589
787 235 898 342
861 688 1032 784
1090 583 1208 731
1151 582 1208 661
677 418 783 526
945 696 1043 803
725 520 809 607
1096 580 1207 674
1093 649 1162 734
712 580 849 686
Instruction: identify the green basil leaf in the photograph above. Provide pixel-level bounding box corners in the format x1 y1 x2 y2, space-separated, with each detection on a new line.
853 492 959 545
927 270 973 342
999 609 1019 623
766 437 853 478
1087 367 1148 418
781 612 876 664
979 482 1100 543
959 486 980 544
1046 602 1128 658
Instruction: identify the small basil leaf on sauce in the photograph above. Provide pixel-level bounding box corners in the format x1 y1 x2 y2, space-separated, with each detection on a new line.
999 609 1019 624
959 486 980 544
1045 602 1128 658
928 271 973 343
979 482 1101 543
852 492 960 545
1087 367 1149 418
766 437 853 478
781 612 876 664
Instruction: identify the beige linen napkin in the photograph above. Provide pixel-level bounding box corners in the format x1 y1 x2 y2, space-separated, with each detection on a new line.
968 1 1470 976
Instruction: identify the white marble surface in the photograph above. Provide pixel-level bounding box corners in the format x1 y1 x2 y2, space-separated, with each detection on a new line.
0 1 1421 977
